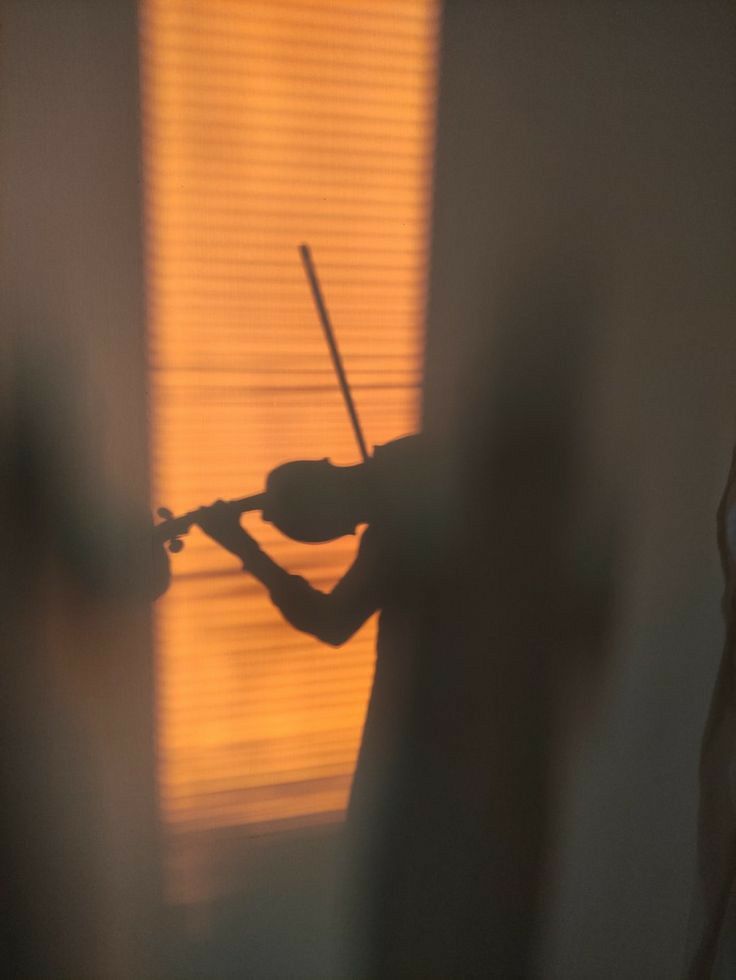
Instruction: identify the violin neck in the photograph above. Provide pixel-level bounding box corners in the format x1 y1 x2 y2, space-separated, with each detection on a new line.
154 492 267 544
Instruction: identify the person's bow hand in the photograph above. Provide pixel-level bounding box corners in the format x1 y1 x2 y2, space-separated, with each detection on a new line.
196 500 254 559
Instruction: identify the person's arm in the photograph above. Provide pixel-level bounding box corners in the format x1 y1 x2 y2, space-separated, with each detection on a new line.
196 501 380 646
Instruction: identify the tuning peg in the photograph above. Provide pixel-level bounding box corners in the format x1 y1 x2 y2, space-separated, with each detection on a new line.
169 537 184 554
157 506 174 520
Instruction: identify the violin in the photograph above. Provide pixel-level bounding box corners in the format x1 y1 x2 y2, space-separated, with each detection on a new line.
155 495 265 553
155 457 363 550
154 245 370 553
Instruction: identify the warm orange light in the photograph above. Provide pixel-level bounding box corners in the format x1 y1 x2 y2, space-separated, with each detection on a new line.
140 0 438 901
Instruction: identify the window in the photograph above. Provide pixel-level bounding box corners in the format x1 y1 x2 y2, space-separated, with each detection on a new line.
140 0 439 902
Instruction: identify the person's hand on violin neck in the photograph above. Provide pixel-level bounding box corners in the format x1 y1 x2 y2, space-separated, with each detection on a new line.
196 500 256 559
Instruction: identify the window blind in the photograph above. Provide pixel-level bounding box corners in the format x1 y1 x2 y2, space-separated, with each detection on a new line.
139 0 439 902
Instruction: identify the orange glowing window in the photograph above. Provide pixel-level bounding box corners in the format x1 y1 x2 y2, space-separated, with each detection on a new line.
140 0 439 899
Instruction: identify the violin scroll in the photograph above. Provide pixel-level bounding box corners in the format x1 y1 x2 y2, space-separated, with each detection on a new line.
157 507 187 553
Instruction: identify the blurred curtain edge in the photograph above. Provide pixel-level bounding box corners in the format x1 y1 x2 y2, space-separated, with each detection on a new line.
1 2 164 978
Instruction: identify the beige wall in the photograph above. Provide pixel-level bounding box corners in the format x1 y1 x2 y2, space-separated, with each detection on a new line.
1 2 162 977
424 2 736 977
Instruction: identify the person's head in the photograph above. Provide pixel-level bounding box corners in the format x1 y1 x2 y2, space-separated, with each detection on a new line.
262 458 367 542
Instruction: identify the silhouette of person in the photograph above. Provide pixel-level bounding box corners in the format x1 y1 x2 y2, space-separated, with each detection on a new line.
194 433 437 973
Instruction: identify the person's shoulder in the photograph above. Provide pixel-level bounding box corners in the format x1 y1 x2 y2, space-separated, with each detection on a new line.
373 433 422 459
372 433 425 475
